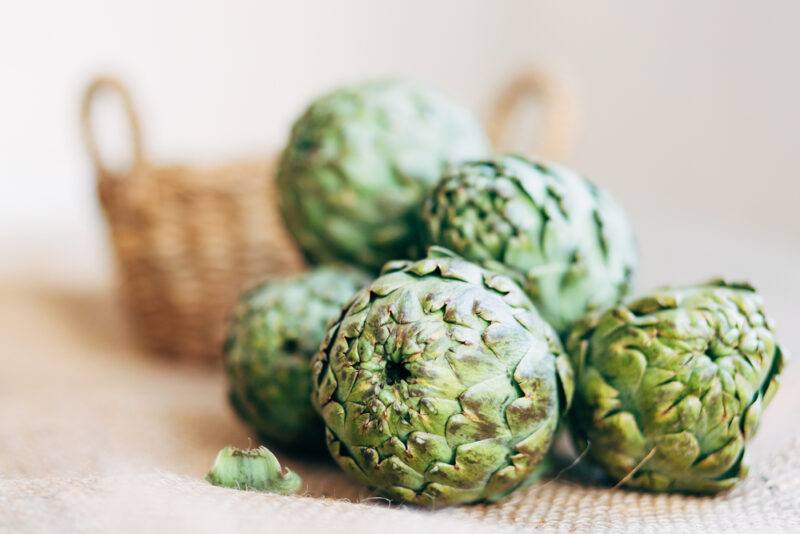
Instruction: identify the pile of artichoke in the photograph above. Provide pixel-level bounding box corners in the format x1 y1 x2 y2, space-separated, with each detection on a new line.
218 79 785 506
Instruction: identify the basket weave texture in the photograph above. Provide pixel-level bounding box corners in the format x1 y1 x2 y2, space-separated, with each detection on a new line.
81 77 304 363
80 71 573 364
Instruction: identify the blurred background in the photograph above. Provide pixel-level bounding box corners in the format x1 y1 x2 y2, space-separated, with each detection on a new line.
1 0 798 336
2 1 798 287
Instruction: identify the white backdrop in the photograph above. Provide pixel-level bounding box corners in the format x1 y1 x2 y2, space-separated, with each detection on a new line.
1 0 799 288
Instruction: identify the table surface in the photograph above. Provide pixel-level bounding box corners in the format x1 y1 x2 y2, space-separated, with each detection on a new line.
2 214 799 533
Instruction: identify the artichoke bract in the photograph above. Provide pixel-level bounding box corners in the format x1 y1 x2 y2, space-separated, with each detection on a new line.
278 80 489 272
566 280 785 493
422 155 637 334
311 248 574 506
206 446 303 495
224 267 370 451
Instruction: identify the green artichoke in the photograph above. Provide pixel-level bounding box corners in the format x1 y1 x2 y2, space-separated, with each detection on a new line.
422 154 637 334
278 80 489 272
224 267 370 451
311 248 574 507
566 280 785 493
206 446 303 495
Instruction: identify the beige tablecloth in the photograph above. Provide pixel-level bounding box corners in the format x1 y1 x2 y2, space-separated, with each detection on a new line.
2 281 799 534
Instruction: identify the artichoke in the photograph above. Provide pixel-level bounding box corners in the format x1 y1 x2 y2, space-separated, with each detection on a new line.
224 267 370 451
206 446 303 495
566 280 785 493
311 248 574 506
278 80 489 272
422 154 637 334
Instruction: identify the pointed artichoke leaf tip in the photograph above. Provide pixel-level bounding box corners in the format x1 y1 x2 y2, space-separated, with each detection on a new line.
425 245 462 260
206 446 303 496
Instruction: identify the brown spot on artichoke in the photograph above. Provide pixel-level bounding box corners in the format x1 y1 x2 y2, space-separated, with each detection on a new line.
566 280 785 493
311 249 573 507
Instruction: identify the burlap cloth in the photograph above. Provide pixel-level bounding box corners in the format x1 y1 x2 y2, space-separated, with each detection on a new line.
2 280 799 534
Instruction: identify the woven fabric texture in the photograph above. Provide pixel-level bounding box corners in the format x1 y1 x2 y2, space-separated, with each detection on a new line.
1 283 798 534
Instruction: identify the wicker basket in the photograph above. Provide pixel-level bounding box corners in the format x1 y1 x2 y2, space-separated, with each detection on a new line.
81 76 304 364
80 71 573 365
487 69 578 161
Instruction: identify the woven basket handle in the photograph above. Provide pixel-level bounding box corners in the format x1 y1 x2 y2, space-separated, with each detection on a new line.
81 76 145 177
488 70 578 161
